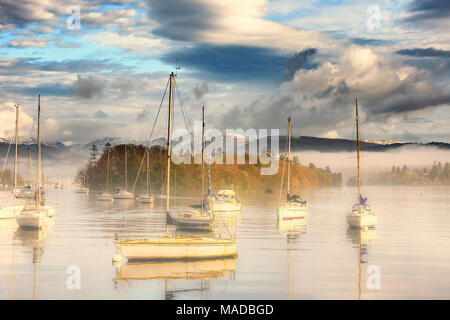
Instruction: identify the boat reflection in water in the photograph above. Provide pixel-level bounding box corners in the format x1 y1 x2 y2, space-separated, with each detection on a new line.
346 227 378 300
278 217 306 299
14 221 52 300
278 217 307 240
114 257 236 281
114 256 236 299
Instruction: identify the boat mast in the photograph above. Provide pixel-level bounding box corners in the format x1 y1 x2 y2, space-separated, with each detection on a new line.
146 149 150 196
287 116 291 197
28 147 32 186
106 148 110 193
166 72 174 213
356 98 361 205
201 105 205 214
14 104 19 194
124 145 127 191
36 95 41 209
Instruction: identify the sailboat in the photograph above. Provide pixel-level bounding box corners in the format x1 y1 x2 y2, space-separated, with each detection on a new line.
278 116 307 219
0 105 25 219
113 145 134 200
16 95 55 229
346 99 377 229
137 148 154 203
171 106 213 231
115 73 237 261
16 148 35 199
97 145 113 201
77 162 89 194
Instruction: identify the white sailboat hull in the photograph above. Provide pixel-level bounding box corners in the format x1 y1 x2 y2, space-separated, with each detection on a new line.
113 194 134 200
116 238 237 261
16 206 54 228
278 204 307 219
16 213 45 229
346 212 377 228
209 201 241 212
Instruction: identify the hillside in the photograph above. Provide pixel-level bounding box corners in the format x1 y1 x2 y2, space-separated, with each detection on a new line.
78 144 343 195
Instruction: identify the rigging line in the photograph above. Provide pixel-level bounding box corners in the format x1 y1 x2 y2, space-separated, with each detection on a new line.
131 78 170 194
0 134 14 184
174 79 193 134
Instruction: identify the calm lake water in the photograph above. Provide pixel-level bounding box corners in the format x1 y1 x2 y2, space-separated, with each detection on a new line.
0 185 449 299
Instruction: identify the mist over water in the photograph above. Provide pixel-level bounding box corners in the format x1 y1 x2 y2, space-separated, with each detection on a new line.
293 146 450 180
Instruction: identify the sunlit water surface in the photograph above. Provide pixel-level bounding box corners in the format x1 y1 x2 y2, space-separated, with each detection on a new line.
0 186 449 299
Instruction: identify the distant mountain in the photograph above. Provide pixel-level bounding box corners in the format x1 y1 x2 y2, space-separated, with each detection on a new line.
1 135 448 167
254 136 450 153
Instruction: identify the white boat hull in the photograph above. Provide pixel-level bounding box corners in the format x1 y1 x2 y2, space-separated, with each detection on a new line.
346 213 377 228
278 205 307 219
16 213 45 229
113 195 134 200
116 238 237 261
209 201 241 212
171 210 213 230
16 206 54 228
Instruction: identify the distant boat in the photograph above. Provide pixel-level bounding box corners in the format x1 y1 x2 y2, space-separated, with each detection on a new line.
278 116 307 219
97 145 113 202
137 148 154 203
171 106 213 231
113 145 134 200
115 73 236 261
207 189 242 212
77 163 89 194
346 99 377 229
16 95 55 229
1 105 25 219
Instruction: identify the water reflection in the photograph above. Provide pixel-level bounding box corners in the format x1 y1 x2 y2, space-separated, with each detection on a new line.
13 222 52 300
346 228 377 300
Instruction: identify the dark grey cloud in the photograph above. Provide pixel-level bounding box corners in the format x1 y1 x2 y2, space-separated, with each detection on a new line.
402 0 450 26
395 47 450 58
351 38 393 46
76 75 105 99
143 0 215 41
285 48 317 81
161 44 312 82
193 82 209 99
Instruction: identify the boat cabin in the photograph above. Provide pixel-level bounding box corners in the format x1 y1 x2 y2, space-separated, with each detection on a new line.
216 190 238 202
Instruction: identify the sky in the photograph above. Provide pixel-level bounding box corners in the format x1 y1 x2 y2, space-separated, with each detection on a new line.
0 0 449 145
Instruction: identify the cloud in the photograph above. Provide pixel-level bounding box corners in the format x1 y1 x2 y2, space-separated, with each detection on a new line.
395 47 450 58
0 57 128 75
402 0 450 28
7 36 58 48
75 75 105 99
0 101 34 138
284 48 317 81
216 46 450 138
161 44 291 82
143 0 326 50
193 82 209 99
94 110 108 119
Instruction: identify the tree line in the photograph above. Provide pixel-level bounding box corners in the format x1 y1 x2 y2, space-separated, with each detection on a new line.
77 143 343 195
